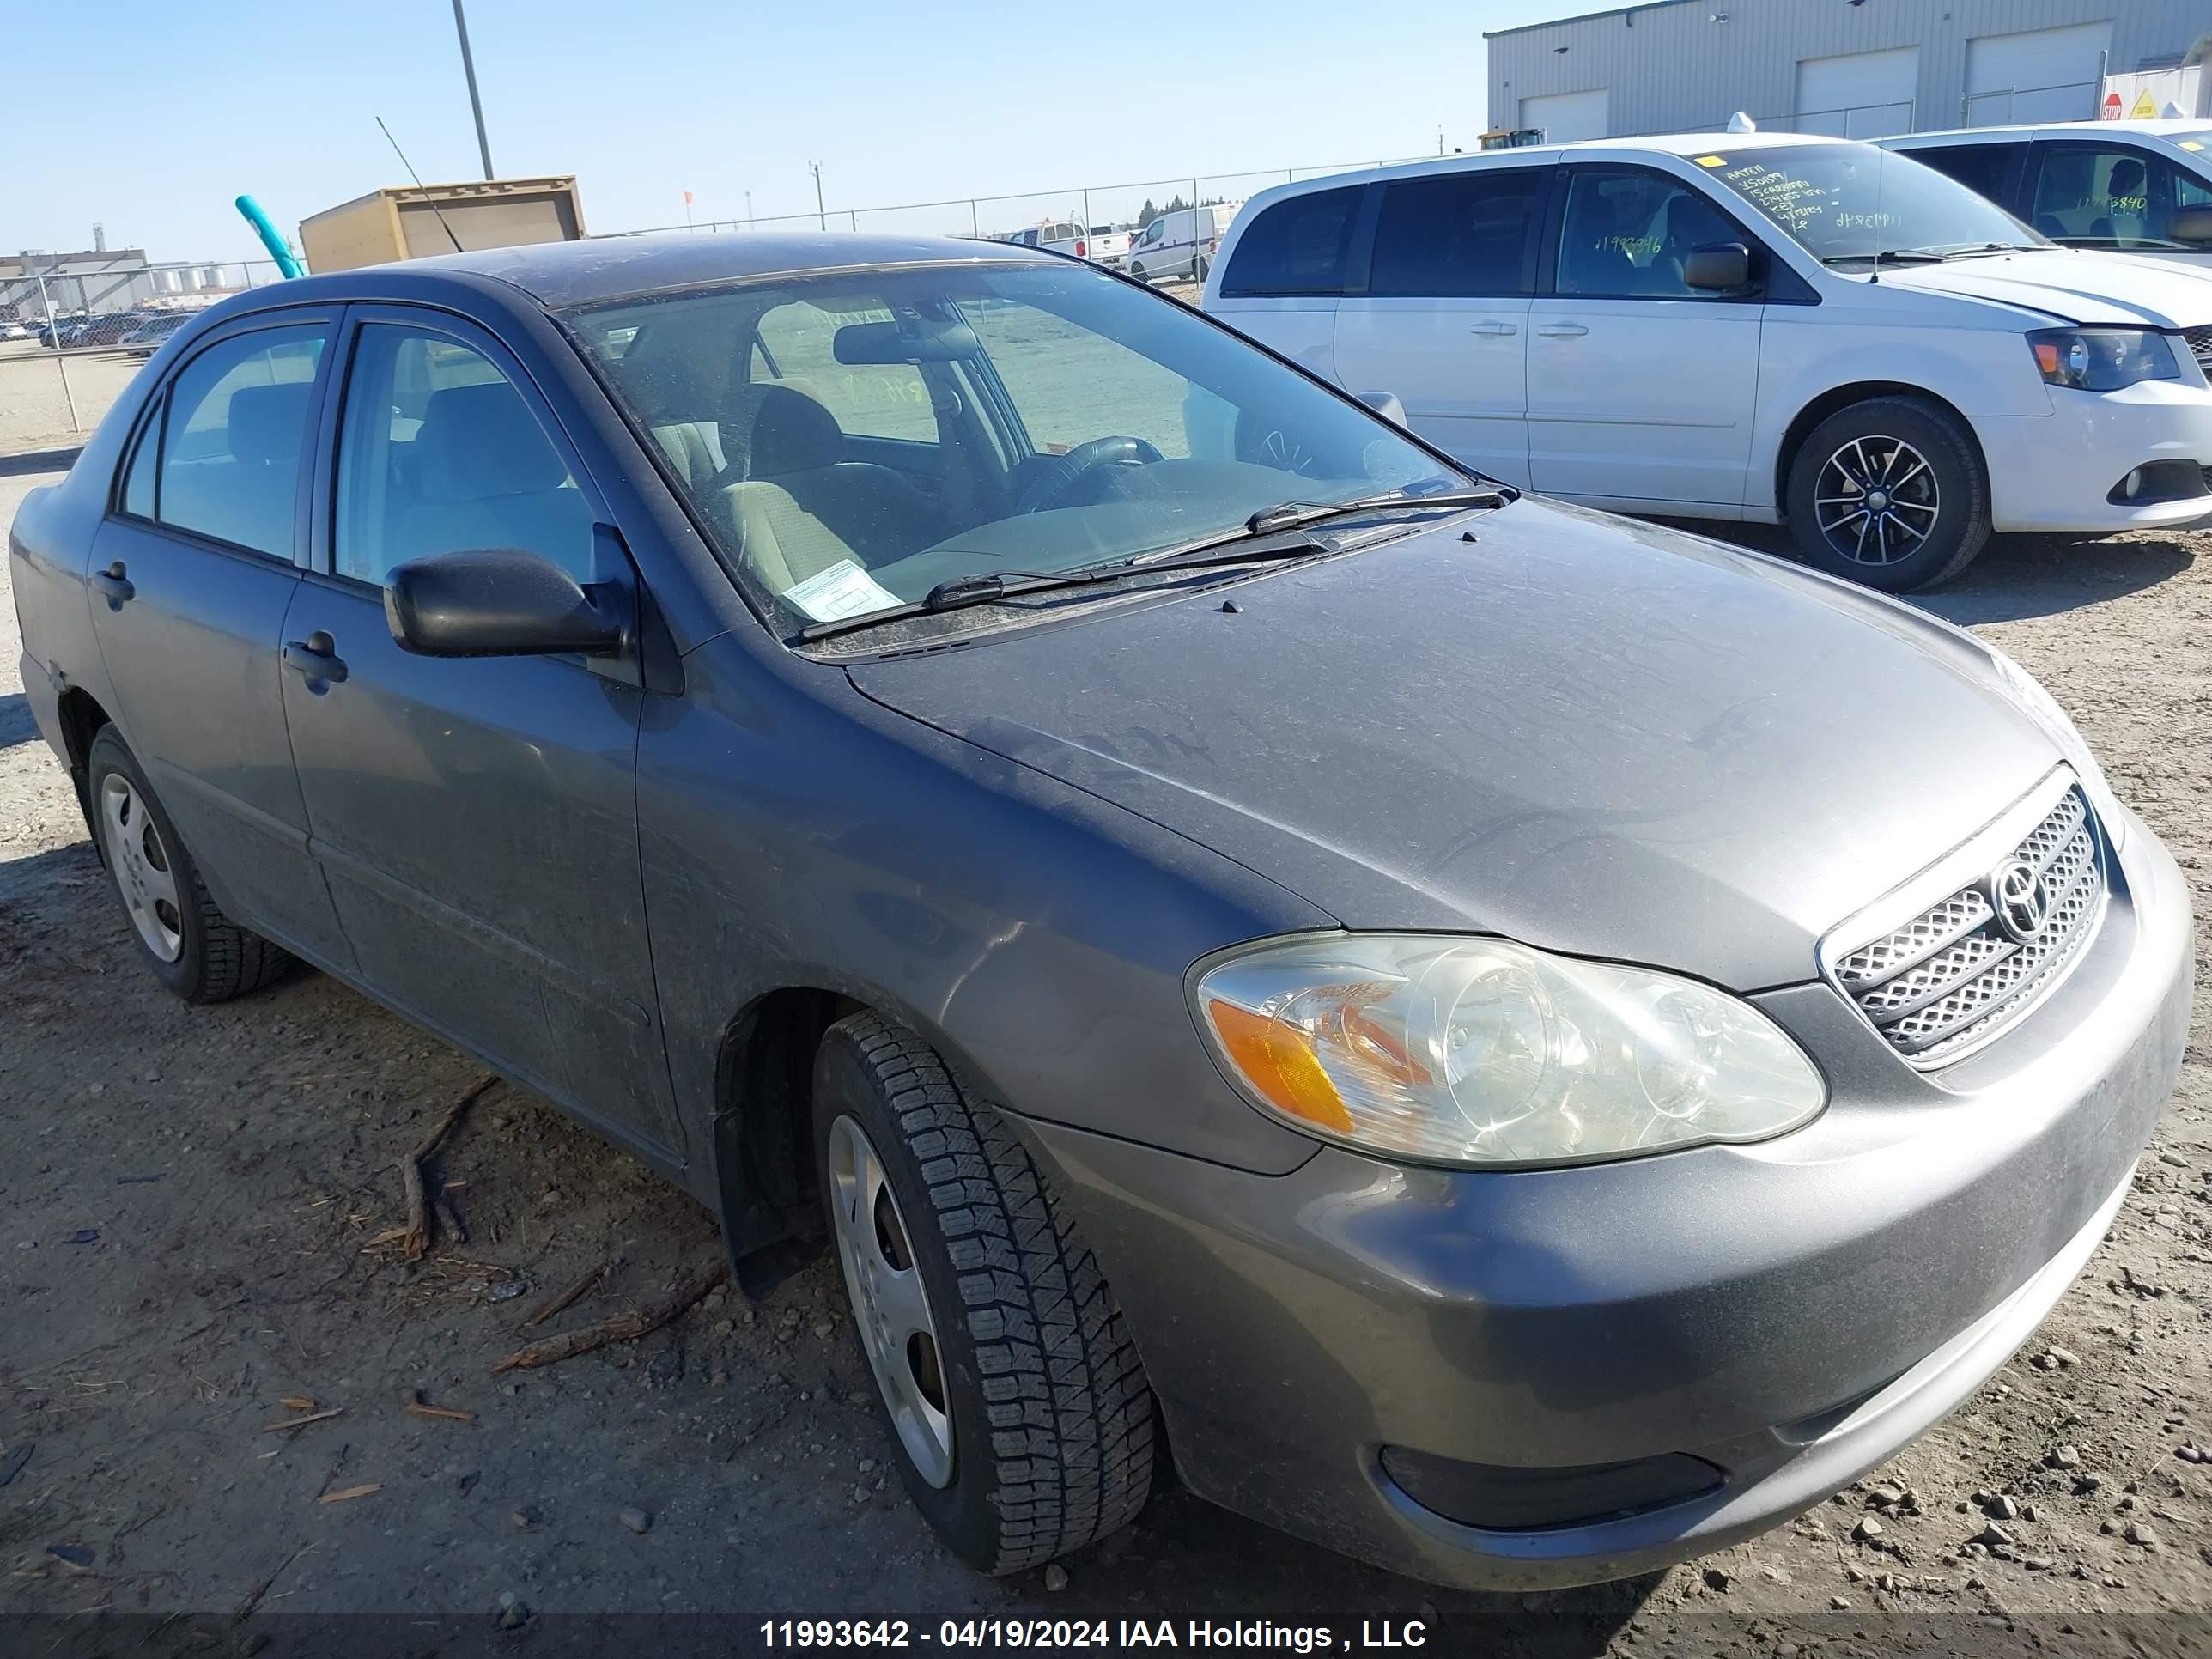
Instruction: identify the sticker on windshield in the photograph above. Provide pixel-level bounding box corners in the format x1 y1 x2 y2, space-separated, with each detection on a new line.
784 559 901 623
1695 155 1727 167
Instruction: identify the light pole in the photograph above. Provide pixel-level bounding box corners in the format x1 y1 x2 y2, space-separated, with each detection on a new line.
451 0 495 180
810 161 826 232
745 190 754 228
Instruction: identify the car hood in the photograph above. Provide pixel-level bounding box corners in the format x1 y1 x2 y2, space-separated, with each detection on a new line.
846 501 2063 990
1877 248 2212 327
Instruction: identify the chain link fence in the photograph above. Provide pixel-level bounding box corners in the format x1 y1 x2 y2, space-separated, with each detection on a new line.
2 261 286 447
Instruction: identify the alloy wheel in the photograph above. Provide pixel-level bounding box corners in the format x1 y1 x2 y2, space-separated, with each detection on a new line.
827 1113 954 1487
1814 434 1940 567
100 774 183 962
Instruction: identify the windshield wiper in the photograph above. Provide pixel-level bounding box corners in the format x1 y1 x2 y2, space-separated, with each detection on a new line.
1823 247 1948 268
1238 485 1512 539
793 544 1328 644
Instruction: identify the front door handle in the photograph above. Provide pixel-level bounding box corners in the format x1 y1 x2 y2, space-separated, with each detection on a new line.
1535 322 1590 338
91 561 134 605
283 630 348 685
1468 320 1519 337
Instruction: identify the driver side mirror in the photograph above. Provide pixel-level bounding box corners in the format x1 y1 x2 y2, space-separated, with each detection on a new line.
1683 242 1753 292
2169 205 2212 246
384 548 631 659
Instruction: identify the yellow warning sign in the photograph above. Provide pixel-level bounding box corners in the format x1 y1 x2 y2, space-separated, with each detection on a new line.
2183 140 2206 152
1695 155 1726 167
2130 89 2159 118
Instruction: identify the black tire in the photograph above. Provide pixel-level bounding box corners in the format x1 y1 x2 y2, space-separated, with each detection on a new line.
1784 395 1990 592
1128 262 1147 285
1192 254 1210 283
811 1012 1155 1575
86 726 293 1003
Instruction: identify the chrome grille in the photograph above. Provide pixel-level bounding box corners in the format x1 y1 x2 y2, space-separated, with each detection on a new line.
1830 787 2106 1063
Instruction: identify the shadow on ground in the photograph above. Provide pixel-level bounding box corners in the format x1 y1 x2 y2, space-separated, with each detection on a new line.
1688 520 2199 625
0 445 81 478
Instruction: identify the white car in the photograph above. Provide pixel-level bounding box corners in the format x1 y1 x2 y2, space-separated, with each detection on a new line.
1880 121 2212 264
1203 131 2212 591
1003 222 1128 267
1127 202 1244 286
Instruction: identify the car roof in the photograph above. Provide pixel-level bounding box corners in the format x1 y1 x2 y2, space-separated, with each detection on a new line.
276 231 1060 312
1237 129 1838 200
1887 119 2210 143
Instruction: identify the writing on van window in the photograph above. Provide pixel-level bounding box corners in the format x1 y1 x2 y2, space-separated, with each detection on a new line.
1715 162 1824 234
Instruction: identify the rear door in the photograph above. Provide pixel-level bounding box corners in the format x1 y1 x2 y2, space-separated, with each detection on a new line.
279 304 683 1161
1525 164 1765 508
87 311 355 966
1207 184 1370 379
1332 164 1547 488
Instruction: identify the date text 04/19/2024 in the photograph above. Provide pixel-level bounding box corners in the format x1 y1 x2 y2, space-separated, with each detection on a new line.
757 1620 1433 1650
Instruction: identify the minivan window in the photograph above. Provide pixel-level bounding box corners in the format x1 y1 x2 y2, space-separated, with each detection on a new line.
1906 143 2016 204
334 324 593 586
1557 169 1747 299
572 262 1460 631
1699 143 2041 263
155 325 327 558
1218 185 1364 296
1370 170 1542 298
2029 144 2212 250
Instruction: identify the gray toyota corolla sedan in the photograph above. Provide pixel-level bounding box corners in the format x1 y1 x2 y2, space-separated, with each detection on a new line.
9 233 2192 1590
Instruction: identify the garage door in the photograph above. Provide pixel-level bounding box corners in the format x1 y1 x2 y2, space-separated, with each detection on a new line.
1796 46 1919 137
1966 22 2112 125
1520 88 1609 143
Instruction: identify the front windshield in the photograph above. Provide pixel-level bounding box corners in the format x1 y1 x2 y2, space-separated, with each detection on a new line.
565 261 1462 631
1695 143 2045 262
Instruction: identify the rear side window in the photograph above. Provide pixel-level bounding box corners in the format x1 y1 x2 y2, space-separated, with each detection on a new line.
1370 169 1542 297
335 324 594 586
1218 186 1364 296
154 325 327 558
1907 143 2016 206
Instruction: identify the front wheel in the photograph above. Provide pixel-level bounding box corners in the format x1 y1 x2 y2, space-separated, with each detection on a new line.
1127 262 1147 284
1192 254 1209 283
812 1012 1156 1575
1784 396 1990 592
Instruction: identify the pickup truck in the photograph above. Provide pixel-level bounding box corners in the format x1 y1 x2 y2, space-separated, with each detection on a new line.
1002 222 1130 268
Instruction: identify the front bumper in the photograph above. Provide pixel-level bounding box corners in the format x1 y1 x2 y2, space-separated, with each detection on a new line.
1024 808 2192 1589
1982 379 2212 532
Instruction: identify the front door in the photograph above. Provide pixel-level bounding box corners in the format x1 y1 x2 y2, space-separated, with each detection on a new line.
87 314 354 966
1332 166 1546 489
280 307 682 1160
2025 139 2212 261
1526 166 1764 507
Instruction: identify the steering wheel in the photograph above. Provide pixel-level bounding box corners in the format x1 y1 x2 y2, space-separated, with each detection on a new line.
1015 434 1164 515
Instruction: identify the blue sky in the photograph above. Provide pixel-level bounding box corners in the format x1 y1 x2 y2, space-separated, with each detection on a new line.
8 0 1576 264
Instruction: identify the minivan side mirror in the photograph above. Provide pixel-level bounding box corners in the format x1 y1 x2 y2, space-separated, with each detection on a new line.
1682 242 1753 291
384 548 631 659
2169 205 2212 246
1355 391 1409 426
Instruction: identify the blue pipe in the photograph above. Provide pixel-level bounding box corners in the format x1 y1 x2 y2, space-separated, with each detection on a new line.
234 194 303 278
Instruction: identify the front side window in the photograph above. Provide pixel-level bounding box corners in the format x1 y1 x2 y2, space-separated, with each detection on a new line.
1698 143 2042 264
155 324 328 557
1370 169 1541 298
1218 185 1364 296
1557 169 1749 299
571 262 1460 633
2029 145 2211 250
335 324 593 586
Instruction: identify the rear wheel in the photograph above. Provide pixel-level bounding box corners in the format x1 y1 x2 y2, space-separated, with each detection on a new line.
1128 262 1147 284
1193 254 1210 283
812 1012 1155 1574
87 726 292 1003
1784 396 1990 592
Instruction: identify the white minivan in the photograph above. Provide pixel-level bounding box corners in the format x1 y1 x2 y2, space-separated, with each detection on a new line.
1128 202 1244 286
1202 131 2212 590
1882 121 2212 264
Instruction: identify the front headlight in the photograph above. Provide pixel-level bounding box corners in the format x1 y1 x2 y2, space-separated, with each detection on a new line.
1985 645 2128 846
1192 935 1826 1169
2027 327 2182 392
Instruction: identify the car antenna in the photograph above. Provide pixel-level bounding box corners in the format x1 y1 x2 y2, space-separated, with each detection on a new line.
375 115 466 254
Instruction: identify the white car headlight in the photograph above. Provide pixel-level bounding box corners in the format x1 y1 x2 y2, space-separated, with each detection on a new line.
1193 935 1826 1169
1985 646 2126 847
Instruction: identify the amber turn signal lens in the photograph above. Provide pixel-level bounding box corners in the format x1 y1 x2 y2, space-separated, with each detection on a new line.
1205 1000 1353 1133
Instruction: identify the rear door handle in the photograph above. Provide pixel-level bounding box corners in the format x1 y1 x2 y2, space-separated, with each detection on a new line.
91 561 134 605
283 630 348 685
1468 320 1519 337
1535 322 1589 338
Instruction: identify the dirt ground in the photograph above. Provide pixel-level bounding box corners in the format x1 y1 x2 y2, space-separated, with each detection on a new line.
3 436 2210 1657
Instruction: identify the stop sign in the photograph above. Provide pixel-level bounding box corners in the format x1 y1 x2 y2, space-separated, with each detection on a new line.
2102 90 2123 119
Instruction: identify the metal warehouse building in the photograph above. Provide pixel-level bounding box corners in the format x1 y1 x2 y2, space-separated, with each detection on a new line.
1486 1 2211 142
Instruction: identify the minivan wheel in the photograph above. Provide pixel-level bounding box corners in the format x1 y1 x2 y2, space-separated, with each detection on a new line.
1193 254 1210 283
811 1012 1156 1574
1785 396 1990 592
1128 262 1147 284
86 726 293 1003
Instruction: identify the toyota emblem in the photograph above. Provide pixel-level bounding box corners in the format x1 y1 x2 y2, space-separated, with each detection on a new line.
1990 855 2051 942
